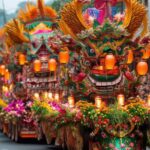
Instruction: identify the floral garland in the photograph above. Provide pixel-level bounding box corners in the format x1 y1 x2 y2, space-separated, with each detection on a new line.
31 99 150 136
31 98 150 149
4 100 26 118
3 100 35 125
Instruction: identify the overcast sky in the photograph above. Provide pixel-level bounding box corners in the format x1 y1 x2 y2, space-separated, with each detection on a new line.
0 0 52 14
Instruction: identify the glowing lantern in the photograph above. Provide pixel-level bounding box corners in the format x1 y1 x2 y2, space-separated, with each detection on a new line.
127 50 133 64
59 51 69 64
117 94 125 106
95 96 102 109
9 84 13 91
99 66 104 70
54 93 59 101
48 92 53 99
0 65 5 76
34 93 39 99
19 53 26 65
4 69 10 81
147 95 150 107
136 61 148 76
105 54 116 70
43 92 48 99
142 49 149 59
33 59 41 72
2 86 8 93
68 96 75 108
48 59 57 71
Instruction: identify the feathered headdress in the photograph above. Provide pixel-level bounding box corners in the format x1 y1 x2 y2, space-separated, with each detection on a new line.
18 0 57 23
4 19 29 47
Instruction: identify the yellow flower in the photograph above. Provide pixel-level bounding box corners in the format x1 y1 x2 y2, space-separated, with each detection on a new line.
0 99 7 108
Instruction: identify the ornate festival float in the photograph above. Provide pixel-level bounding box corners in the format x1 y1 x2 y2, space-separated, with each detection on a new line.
0 0 149 149
58 0 150 149
0 0 67 142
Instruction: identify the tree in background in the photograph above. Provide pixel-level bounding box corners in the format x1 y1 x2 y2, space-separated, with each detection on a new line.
50 0 95 12
51 0 72 12
0 9 6 27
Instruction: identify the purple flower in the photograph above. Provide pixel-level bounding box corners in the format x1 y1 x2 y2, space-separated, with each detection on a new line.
4 100 26 117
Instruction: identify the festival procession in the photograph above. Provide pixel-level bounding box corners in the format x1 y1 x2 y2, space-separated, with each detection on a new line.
0 0 150 149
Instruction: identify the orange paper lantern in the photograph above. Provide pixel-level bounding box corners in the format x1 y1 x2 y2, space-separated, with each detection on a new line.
19 53 26 65
33 59 41 72
142 49 149 59
48 59 57 71
105 54 116 70
136 61 148 75
4 69 10 80
127 50 133 64
98 66 104 71
0 65 5 76
59 51 69 64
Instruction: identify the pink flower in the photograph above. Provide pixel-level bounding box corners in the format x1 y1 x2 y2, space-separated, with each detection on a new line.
109 143 114 148
126 148 130 150
132 116 140 123
130 133 135 138
27 101 33 107
129 142 134 147
121 144 125 148
75 111 83 120
101 132 107 138
113 13 124 22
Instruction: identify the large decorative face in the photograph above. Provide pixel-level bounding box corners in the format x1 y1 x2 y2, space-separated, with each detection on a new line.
66 21 134 101
59 0 149 100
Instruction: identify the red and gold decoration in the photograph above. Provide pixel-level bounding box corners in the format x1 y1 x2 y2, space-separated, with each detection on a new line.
0 0 149 149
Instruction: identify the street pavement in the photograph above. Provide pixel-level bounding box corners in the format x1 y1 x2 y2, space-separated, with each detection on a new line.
0 132 48 150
